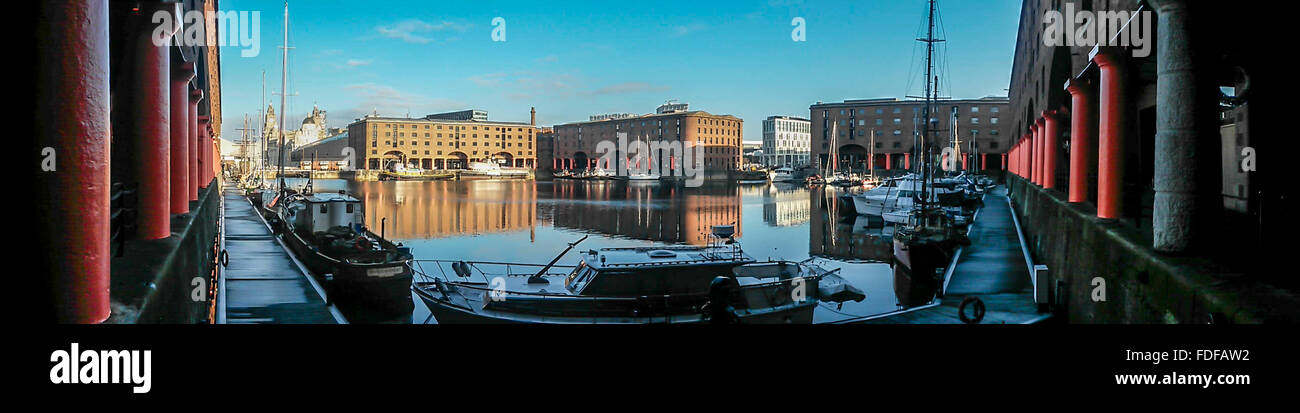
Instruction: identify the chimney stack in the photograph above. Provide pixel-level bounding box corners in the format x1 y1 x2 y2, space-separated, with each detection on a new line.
530 107 536 126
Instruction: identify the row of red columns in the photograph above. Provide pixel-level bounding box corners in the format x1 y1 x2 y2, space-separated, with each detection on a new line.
1010 48 1127 221
41 1 215 322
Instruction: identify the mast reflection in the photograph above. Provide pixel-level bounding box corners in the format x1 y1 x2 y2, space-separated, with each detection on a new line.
808 187 894 263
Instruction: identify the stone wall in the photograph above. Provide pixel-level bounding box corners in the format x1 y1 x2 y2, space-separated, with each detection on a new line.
1007 175 1297 324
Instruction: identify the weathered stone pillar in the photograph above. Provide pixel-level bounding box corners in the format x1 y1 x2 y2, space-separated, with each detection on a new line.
38 0 111 323
1150 0 1206 252
1093 47 1129 219
1065 78 1097 203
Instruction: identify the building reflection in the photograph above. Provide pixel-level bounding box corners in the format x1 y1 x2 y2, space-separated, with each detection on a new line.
547 181 742 245
353 180 538 240
747 183 811 227
808 188 893 263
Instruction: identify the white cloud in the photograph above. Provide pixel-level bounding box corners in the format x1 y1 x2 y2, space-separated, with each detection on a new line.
587 82 670 96
468 71 669 101
375 19 472 44
336 83 465 121
670 23 708 37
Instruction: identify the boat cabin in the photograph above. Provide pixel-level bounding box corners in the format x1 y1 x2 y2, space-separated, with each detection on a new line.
563 245 755 297
286 192 364 234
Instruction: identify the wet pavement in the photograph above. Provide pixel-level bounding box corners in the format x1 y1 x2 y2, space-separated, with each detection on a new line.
219 186 343 324
864 186 1046 324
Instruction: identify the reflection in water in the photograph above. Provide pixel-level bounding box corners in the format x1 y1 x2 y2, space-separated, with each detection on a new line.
806 185 937 311
808 187 894 263
548 181 741 246
747 183 811 227
278 178 917 323
354 180 537 241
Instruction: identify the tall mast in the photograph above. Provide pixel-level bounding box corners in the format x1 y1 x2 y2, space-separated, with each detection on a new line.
918 0 942 210
277 2 290 192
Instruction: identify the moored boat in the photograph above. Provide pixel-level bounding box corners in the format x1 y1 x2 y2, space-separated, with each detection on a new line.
770 167 797 183
277 190 415 314
413 227 839 324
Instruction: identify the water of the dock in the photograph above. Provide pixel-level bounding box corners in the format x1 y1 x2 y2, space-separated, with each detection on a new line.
861 186 1048 324
218 185 345 324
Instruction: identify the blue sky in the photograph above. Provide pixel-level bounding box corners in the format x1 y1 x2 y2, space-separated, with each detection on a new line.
217 0 1021 141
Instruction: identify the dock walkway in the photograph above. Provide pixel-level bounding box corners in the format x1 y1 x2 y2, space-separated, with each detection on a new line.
217 185 344 324
862 186 1048 324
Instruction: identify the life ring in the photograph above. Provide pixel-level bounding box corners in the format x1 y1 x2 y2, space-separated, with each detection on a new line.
959 296 986 324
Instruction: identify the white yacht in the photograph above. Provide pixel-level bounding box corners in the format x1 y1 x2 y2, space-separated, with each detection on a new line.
770 167 797 183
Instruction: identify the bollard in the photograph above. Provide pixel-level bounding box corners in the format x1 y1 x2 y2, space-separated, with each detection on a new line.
1034 264 1050 310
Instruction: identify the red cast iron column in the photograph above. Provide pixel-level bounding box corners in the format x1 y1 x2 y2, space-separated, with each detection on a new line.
1065 78 1097 203
1029 124 1040 185
38 0 111 323
170 63 194 213
188 88 202 199
132 3 175 239
1094 48 1129 219
1042 110 1061 190
198 116 211 188
1035 118 1046 185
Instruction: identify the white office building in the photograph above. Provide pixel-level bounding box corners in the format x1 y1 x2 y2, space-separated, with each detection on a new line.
761 116 811 168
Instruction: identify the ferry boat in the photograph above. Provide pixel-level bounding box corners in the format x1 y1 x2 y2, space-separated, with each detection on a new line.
462 161 530 179
627 171 661 181
733 169 769 184
585 168 616 180
277 190 415 313
412 227 835 324
378 163 453 181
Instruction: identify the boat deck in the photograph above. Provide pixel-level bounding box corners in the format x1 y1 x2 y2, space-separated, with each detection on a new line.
218 185 345 324
859 186 1050 324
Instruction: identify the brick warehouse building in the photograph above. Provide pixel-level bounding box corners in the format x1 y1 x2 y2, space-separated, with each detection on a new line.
347 109 538 170
809 97 1010 174
549 103 743 180
1006 0 1293 322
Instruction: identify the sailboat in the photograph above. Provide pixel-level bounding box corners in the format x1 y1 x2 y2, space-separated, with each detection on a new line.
627 134 661 181
891 0 970 307
258 2 415 314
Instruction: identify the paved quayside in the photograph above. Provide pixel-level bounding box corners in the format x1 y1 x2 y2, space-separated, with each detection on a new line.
861 186 1050 324
217 184 345 324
